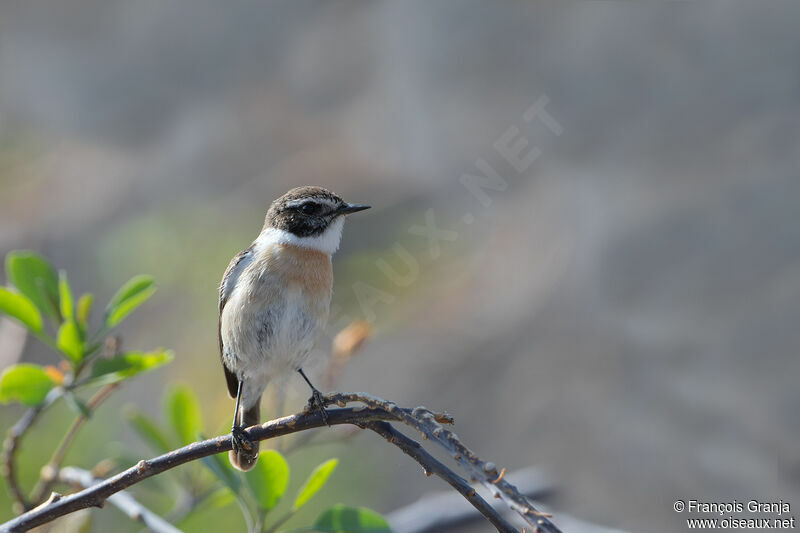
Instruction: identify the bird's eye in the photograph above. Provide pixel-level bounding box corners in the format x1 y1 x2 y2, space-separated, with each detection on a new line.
300 202 319 215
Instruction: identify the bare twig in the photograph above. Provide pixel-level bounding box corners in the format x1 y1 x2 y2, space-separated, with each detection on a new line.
364 421 518 533
2 389 63 513
1 406 41 513
386 468 633 533
2 392 561 533
386 467 554 533
30 383 119 504
319 393 562 533
58 466 182 533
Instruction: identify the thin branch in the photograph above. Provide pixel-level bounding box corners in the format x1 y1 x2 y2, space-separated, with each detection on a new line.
2 392 562 533
386 467 554 533
30 383 119 504
1 406 41 513
58 466 182 533
1 389 63 513
320 393 562 533
364 421 518 533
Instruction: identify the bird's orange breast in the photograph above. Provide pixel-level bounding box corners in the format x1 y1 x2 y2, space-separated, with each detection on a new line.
250 243 333 303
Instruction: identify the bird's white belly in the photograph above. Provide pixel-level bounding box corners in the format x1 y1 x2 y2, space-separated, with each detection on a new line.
221 283 328 386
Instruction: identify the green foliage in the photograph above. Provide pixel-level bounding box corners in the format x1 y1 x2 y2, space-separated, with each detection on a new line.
165 384 204 445
56 320 83 363
104 274 156 328
87 350 173 387
309 505 391 533
245 450 290 510
5 251 60 323
186 414 383 532
0 250 167 408
294 459 339 511
0 250 387 532
0 364 55 406
75 293 93 333
58 270 74 321
129 386 388 533
0 287 43 333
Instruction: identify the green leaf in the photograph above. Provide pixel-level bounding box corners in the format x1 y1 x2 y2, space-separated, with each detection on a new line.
5 251 60 322
125 407 172 454
244 450 290 510
0 364 56 406
0 287 43 333
86 350 173 387
105 275 156 328
166 384 204 445
57 320 84 364
293 458 339 511
311 505 391 533
76 293 93 332
58 270 74 321
201 449 241 494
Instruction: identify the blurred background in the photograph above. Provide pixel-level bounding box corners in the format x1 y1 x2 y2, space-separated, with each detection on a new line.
1 1 799 531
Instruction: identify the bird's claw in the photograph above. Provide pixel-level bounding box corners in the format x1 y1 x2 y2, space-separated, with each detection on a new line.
231 425 254 455
307 389 330 426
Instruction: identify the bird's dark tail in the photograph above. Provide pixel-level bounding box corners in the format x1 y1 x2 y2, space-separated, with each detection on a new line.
229 403 260 472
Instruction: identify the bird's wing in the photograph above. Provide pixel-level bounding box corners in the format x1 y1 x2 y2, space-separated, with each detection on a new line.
218 245 253 398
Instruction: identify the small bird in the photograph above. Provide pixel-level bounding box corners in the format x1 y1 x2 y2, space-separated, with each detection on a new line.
218 186 370 471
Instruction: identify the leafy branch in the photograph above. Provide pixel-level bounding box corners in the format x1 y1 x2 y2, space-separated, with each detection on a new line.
0 251 170 512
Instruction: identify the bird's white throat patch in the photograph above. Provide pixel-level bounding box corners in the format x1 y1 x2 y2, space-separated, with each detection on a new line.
255 217 345 255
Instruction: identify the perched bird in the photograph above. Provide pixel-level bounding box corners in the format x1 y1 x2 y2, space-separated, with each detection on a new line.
218 186 370 470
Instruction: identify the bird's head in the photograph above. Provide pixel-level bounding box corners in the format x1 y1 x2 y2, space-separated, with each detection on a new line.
262 186 370 254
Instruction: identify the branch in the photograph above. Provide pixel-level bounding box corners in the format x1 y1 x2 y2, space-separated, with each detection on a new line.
1 406 41 513
364 421 518 533
385 466 627 533
30 383 119 504
57 466 181 533
1 392 562 533
386 467 554 533
321 393 561 533
2 388 63 513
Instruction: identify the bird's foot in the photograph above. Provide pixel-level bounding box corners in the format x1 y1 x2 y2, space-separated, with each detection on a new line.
306 389 330 426
231 425 254 455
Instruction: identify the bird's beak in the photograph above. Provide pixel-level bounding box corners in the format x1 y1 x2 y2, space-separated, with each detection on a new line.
338 203 371 215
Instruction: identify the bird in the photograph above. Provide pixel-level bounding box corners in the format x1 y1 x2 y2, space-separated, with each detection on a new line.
218 186 370 471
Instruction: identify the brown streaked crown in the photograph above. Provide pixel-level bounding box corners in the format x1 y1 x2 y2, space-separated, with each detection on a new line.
264 186 347 238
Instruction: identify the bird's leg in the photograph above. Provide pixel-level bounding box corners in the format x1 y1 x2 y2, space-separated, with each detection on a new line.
231 379 254 454
298 368 330 426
